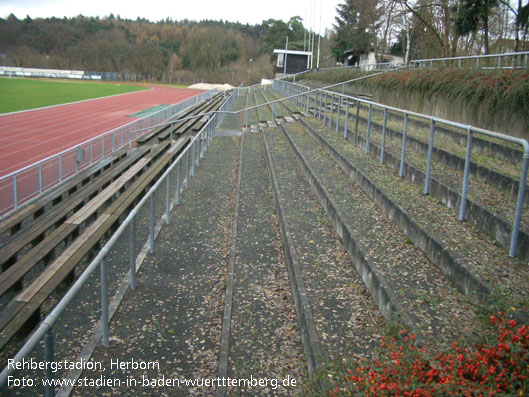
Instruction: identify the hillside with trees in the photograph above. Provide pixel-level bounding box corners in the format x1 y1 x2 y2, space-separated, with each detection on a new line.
0 14 327 85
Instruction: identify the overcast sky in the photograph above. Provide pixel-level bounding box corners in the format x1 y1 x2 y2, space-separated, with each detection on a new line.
0 0 342 33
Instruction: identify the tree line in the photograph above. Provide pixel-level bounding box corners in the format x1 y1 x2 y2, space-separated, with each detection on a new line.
332 0 529 65
0 14 327 85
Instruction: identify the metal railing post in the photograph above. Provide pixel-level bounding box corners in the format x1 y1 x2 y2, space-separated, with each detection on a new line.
165 173 171 224
59 154 62 182
459 127 473 221
197 136 202 167
44 328 55 397
318 91 322 120
191 141 196 177
130 217 136 290
201 131 206 158
424 119 435 195
176 155 182 206
13 175 17 210
328 94 333 128
150 192 155 253
336 96 341 132
323 92 328 125
100 259 109 346
354 100 360 145
185 150 190 189
344 98 349 139
399 113 408 177
38 164 43 194
380 108 387 164
509 155 528 256
365 104 372 154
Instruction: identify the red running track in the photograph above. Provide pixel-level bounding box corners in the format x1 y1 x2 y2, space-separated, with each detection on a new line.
0 85 204 177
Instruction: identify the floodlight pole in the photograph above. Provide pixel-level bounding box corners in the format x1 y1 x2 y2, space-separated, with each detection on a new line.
284 36 289 77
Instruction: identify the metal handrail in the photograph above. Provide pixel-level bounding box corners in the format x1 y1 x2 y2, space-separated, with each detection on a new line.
316 63 405 72
0 87 239 390
410 51 529 68
297 51 529 73
274 69 313 81
271 78 528 258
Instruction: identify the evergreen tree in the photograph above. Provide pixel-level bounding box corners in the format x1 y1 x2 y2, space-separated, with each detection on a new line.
332 0 379 64
454 0 499 54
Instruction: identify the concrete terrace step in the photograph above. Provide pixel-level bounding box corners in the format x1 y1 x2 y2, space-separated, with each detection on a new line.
297 115 529 311
245 88 259 127
224 130 305 395
280 121 478 345
262 89 524 302
346 102 529 213
306 92 529 238
263 126 385 362
74 135 239 396
217 93 246 132
261 89 291 119
305 91 526 199
339 108 529 259
277 89 529 261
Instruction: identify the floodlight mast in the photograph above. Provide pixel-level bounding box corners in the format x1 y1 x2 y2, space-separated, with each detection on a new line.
284 36 288 76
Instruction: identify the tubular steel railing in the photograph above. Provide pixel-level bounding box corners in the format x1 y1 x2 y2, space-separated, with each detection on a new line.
316 63 405 72
409 51 529 69
0 89 217 216
271 78 528 258
306 51 529 73
0 87 239 393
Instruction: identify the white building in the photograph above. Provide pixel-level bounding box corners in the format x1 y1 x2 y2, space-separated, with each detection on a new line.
345 51 404 70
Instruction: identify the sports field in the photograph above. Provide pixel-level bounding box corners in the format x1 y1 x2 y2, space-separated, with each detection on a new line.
0 78 149 114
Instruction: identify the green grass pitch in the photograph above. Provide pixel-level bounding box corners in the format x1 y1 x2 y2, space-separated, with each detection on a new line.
0 78 149 114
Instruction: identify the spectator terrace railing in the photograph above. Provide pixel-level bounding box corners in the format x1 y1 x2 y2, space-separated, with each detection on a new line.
409 51 529 69
0 89 217 216
271 77 528 258
295 51 529 73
